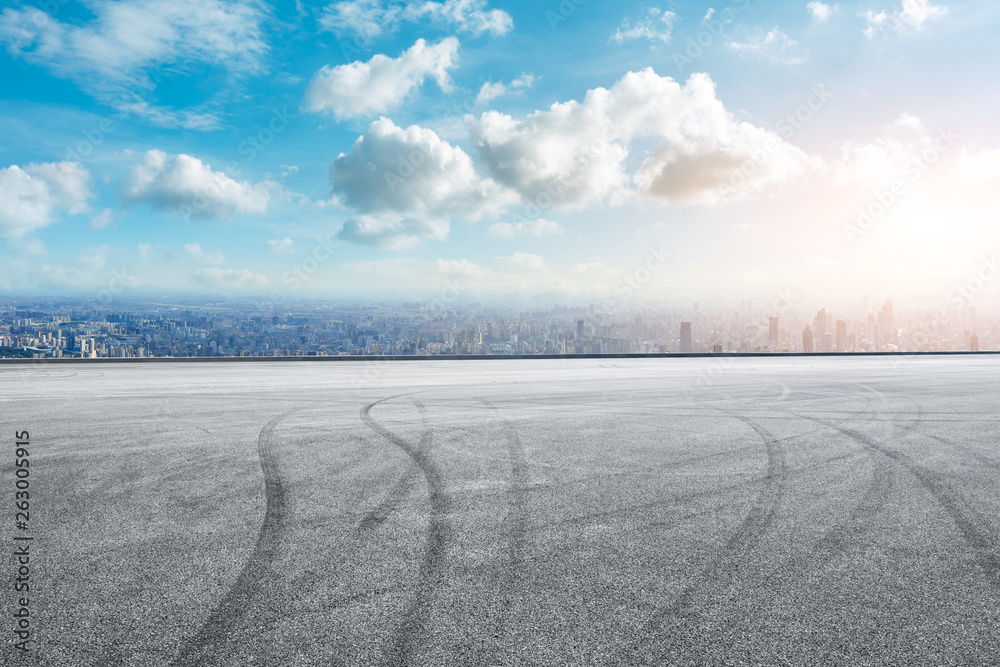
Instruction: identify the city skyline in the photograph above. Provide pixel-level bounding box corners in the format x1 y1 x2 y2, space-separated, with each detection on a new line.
2 1 1000 305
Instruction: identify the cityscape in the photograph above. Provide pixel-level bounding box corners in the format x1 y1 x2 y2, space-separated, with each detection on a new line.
0 295 989 359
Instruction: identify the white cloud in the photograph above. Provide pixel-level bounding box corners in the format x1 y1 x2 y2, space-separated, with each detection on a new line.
0 161 92 237
330 117 514 225
304 38 459 119
807 2 835 22
863 0 946 38
191 267 268 288
119 150 270 219
488 219 563 238
571 261 611 274
183 242 226 265
476 73 536 105
432 258 490 279
889 112 923 130
7 238 47 256
0 0 266 125
90 208 114 230
469 69 811 208
501 252 547 272
727 28 805 65
320 0 512 38
336 215 450 249
950 148 1000 188
611 8 677 44
138 243 152 260
319 0 401 40
267 238 296 255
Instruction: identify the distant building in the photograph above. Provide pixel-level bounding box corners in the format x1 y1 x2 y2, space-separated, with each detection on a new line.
768 317 779 347
971 332 980 352
680 322 692 354
803 325 814 353
577 320 585 337
712 343 722 354
821 332 833 352
835 320 848 352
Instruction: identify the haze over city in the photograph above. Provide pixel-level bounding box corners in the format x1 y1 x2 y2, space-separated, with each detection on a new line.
2 0 999 306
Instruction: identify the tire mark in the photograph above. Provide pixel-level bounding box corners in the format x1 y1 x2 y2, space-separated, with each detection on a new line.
360 396 449 667
170 410 299 666
359 403 430 532
796 412 1000 590
622 412 788 662
477 399 530 650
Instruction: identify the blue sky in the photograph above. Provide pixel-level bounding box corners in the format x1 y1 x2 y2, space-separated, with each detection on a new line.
2 0 999 307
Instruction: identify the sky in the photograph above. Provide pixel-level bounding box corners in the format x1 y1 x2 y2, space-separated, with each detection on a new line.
1 0 999 308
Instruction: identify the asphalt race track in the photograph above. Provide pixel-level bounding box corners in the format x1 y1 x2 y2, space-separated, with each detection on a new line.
3 356 1000 666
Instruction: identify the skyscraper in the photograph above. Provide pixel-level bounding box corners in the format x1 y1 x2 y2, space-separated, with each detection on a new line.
680 322 692 354
971 332 980 352
803 325 814 353
768 317 779 347
836 320 848 352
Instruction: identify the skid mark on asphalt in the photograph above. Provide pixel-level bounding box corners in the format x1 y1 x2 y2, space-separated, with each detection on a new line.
798 411 1000 590
170 410 299 667
622 412 788 662
361 396 450 667
359 403 429 531
477 399 530 649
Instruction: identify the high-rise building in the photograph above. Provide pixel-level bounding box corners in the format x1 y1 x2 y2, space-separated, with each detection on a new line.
821 332 833 352
803 325 814 353
680 322 692 354
836 320 848 352
768 317 779 346
577 320 585 337
971 332 980 352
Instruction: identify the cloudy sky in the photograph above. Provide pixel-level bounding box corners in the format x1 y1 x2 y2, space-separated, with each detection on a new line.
1 0 998 306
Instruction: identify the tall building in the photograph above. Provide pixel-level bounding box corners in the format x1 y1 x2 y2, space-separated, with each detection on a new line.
821 332 833 352
768 317 779 347
577 320 585 337
680 322 692 354
971 332 980 352
803 325 814 353
835 320 848 352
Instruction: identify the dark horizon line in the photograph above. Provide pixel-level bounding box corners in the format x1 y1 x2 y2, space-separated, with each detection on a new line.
2 351 998 365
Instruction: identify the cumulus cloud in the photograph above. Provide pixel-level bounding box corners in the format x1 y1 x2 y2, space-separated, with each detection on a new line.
807 2 835 22
501 252 547 272
183 242 226 265
191 267 268 288
833 121 958 186
950 148 1000 188
488 218 563 238
469 69 811 208
611 8 677 44
267 238 296 255
304 38 459 119
119 150 270 219
319 0 512 39
476 73 536 105
863 0 946 38
0 0 266 127
432 258 490 279
728 28 805 65
331 117 513 225
0 161 92 237
336 215 450 249
90 208 115 230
